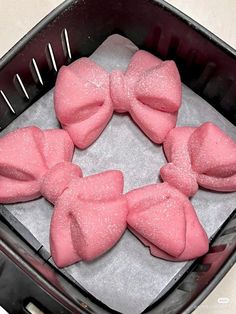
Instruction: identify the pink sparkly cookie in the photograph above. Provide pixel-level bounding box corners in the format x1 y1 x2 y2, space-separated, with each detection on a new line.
0 127 128 267
126 182 208 261
160 122 236 196
54 50 182 148
0 126 74 203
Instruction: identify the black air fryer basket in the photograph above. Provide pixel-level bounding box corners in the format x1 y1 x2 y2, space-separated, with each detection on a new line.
0 1 236 313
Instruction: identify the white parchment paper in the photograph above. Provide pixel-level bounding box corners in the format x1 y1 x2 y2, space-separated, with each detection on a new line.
2 35 236 314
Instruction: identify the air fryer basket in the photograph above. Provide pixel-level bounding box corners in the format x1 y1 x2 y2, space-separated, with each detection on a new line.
0 0 235 313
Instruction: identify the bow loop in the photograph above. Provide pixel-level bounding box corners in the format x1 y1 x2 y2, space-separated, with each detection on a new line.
70 197 127 261
0 127 74 203
160 123 236 195
55 58 113 149
126 183 208 261
55 59 108 125
126 183 186 257
189 122 236 176
126 50 163 75
135 61 182 113
50 170 128 267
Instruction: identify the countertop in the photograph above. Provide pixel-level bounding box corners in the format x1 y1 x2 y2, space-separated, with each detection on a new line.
0 1 235 313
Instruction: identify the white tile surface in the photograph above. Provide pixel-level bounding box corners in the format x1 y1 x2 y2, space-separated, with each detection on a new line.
0 306 9 314
0 0 235 313
167 0 236 49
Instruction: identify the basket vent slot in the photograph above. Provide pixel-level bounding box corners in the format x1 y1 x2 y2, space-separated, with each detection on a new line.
0 90 15 114
193 263 211 273
46 43 58 72
30 58 44 86
0 260 5 276
145 26 161 52
178 282 195 293
61 28 72 60
193 62 216 90
221 226 236 236
13 74 30 100
208 244 227 254
185 49 198 69
167 36 180 59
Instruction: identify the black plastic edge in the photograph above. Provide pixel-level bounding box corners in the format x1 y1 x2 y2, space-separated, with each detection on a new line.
186 252 236 314
1 0 236 71
0 224 88 314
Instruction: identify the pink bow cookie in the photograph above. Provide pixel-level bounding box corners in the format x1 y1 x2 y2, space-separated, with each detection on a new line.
54 50 182 148
0 127 128 267
160 122 236 197
126 182 208 261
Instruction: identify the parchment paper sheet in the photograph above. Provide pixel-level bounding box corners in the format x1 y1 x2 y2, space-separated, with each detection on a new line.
2 35 236 314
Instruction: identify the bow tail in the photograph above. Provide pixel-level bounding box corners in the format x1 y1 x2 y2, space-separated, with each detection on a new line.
126 183 208 261
150 203 208 261
142 202 208 261
63 105 113 149
70 197 128 262
130 100 177 144
127 190 186 257
128 227 181 260
50 189 128 267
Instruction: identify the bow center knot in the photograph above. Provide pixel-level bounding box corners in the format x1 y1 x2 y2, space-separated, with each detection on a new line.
160 163 198 197
40 162 82 204
110 70 130 112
